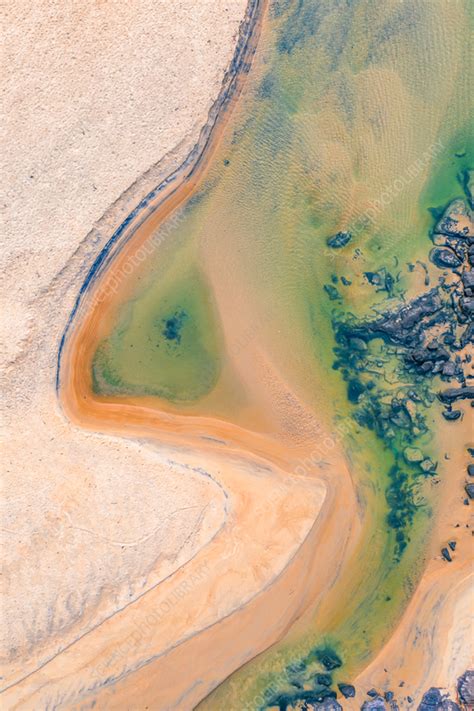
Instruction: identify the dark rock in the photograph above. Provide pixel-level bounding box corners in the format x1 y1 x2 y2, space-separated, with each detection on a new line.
442 409 462 421
467 464 474 476
316 674 332 687
365 271 382 285
368 689 379 697
441 547 452 562
305 700 343 711
417 687 442 709
338 684 356 698
384 692 394 701
361 696 386 710
269 688 338 710
442 361 456 377
327 231 352 249
461 323 474 347
412 347 450 364
465 483 474 499
457 670 474 705
430 247 462 269
439 386 474 403
460 296 474 314
417 689 460 711
464 498 469 505
448 540 456 551
462 271 474 295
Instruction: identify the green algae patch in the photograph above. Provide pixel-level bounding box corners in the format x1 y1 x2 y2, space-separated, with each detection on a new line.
93 267 222 402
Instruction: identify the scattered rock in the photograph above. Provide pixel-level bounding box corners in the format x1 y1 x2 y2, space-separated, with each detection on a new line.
442 409 462 421
465 483 474 499
338 684 356 698
441 547 452 562
327 231 352 249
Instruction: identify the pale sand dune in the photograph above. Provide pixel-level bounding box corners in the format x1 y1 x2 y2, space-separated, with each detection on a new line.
0 0 249 705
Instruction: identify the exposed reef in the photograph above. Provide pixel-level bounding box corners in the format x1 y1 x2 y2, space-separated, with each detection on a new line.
330 189 473 556
269 672 473 710
259 183 473 711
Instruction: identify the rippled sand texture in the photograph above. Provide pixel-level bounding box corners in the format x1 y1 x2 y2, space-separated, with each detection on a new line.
50 1 473 710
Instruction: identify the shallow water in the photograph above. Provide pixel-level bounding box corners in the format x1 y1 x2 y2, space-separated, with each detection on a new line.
75 0 472 708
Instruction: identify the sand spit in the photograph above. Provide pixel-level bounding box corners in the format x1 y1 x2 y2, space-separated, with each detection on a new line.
1 442 328 710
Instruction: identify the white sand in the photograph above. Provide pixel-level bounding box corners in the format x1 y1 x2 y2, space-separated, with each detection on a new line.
1 0 246 693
